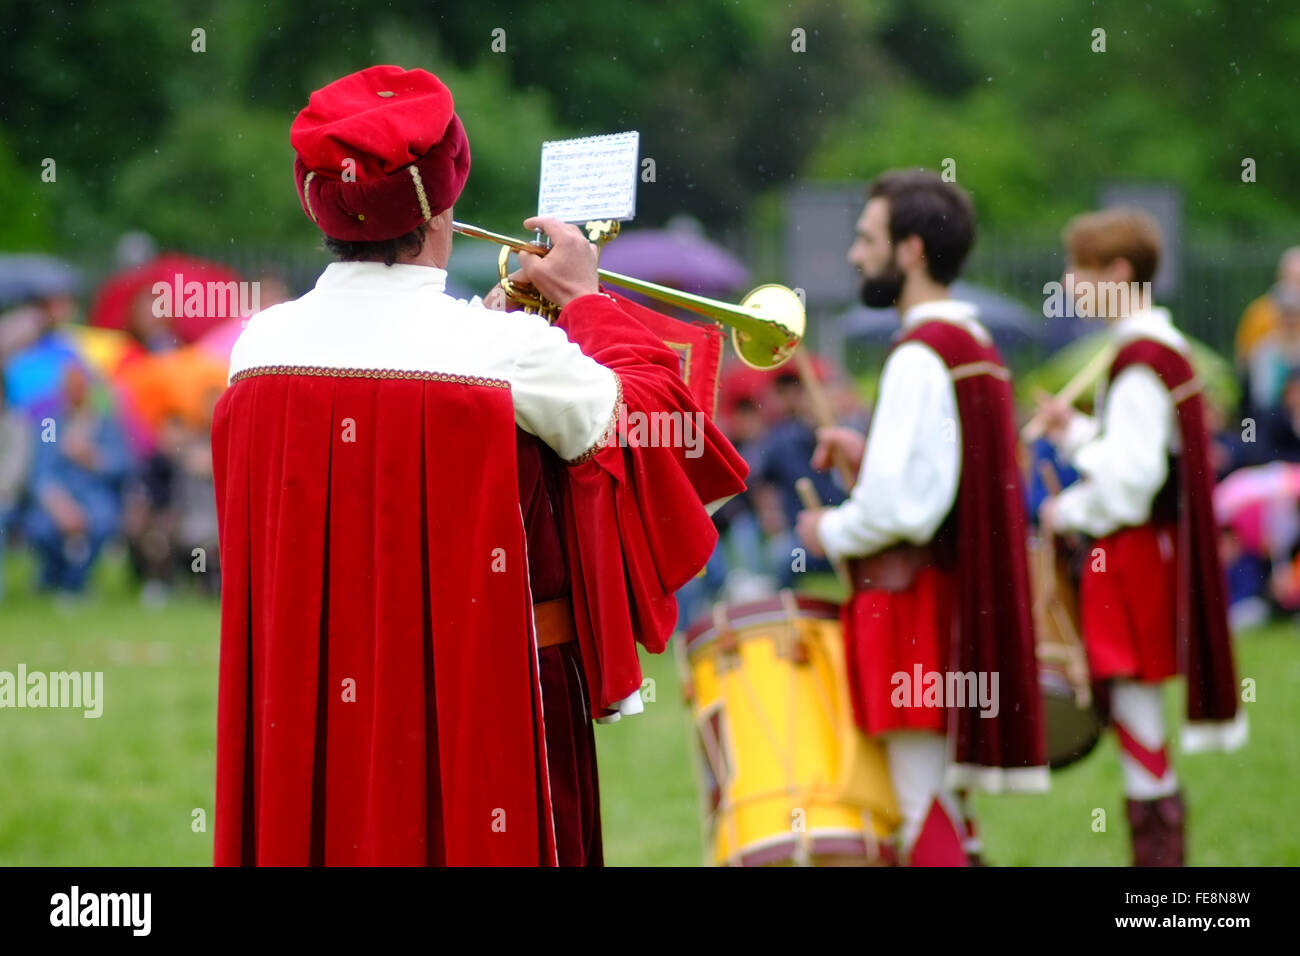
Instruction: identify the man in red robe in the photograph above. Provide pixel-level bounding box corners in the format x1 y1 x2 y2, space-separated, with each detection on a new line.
796 170 1047 866
1037 208 1245 866
212 65 746 865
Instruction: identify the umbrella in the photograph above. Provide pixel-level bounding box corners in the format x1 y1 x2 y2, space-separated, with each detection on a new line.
195 315 250 367
62 324 137 378
0 327 142 445
0 254 82 310
115 346 230 435
88 253 246 344
1018 330 1239 413
598 219 749 296
2 333 86 414
836 281 1043 353
1214 462 1300 557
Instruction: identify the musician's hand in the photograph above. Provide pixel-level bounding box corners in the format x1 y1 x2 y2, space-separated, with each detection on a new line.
811 426 866 475
483 275 527 313
1038 495 1058 537
1033 389 1076 444
795 508 828 559
519 217 600 307
483 282 510 312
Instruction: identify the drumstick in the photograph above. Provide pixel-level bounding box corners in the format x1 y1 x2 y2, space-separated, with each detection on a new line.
797 475 850 585
795 476 822 510
792 348 857 488
1036 460 1065 557
1021 343 1116 443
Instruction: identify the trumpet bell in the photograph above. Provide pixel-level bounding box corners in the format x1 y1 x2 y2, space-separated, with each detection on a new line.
734 284 806 370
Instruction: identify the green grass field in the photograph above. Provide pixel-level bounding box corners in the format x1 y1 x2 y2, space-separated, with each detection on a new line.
1 550 1296 866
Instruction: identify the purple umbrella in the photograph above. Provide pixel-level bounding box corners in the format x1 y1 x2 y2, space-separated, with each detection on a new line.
0 254 82 310
598 219 749 296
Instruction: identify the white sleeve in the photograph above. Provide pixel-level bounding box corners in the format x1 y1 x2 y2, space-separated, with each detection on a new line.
1053 366 1172 537
816 342 960 562
1057 412 1101 460
594 688 646 724
506 313 619 462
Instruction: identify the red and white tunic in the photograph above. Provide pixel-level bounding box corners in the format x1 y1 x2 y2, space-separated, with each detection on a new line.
816 300 1046 792
817 301 968 736
1053 308 1185 683
1053 307 1245 752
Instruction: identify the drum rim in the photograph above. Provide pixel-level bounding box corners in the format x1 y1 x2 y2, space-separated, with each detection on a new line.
1039 677 1104 769
724 829 880 867
685 595 841 647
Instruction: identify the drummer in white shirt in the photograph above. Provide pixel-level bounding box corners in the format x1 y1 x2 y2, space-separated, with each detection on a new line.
798 170 1048 866
1036 208 1245 867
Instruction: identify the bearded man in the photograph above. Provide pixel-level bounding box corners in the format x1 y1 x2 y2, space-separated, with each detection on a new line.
796 169 1047 865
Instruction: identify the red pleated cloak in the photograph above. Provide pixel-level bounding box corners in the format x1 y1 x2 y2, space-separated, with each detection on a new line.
212 371 556 866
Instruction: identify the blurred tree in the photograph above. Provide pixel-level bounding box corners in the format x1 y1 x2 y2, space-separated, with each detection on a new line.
110 103 301 248
0 0 892 243
809 0 1300 234
1 0 1297 257
0 130 56 251
426 0 889 226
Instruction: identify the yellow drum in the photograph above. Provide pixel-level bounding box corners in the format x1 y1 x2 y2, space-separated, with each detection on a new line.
1029 535 1102 768
679 593 899 866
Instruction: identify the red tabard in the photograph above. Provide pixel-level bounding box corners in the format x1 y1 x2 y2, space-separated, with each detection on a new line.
212 373 556 866
844 319 1046 785
1088 339 1239 726
555 292 749 716
1080 524 1178 682
842 566 954 735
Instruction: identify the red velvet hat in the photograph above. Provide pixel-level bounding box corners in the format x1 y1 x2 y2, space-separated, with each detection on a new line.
290 65 471 242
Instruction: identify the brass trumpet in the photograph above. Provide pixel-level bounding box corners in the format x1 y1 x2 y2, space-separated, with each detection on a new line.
452 220 805 369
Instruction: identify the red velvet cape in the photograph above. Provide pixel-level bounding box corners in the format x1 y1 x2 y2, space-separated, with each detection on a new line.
1110 340 1239 726
898 322 1047 787
212 372 556 865
556 292 749 715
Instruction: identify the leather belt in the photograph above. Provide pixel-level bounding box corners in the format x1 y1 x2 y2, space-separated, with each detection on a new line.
846 543 933 594
534 595 578 648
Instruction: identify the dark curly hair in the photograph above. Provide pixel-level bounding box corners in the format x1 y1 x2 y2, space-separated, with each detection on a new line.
867 170 976 285
322 224 428 266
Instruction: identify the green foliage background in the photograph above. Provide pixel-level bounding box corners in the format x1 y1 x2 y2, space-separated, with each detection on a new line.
1 0 1296 257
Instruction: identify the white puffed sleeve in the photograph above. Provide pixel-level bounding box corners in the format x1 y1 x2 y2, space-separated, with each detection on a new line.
506 312 619 462
1053 366 1172 538
816 342 961 563
594 689 646 724
1057 412 1101 461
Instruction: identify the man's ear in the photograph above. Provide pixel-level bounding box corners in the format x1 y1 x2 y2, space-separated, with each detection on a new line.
1106 257 1135 285
897 234 926 274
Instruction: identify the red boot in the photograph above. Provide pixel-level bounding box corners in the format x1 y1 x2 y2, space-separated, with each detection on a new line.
1126 792 1185 866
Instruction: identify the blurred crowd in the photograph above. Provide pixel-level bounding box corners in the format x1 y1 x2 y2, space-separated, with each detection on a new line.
675 357 868 628
1213 247 1300 627
4 235 1300 633
0 237 289 605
